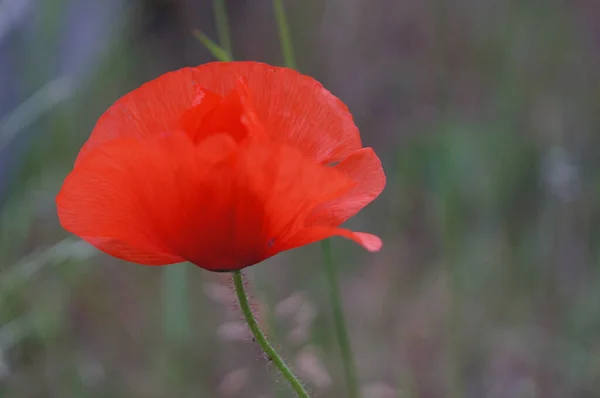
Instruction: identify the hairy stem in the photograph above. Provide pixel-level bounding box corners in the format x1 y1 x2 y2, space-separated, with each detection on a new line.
232 270 310 398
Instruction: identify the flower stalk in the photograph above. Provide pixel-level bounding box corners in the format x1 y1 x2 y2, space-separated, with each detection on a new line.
232 270 310 398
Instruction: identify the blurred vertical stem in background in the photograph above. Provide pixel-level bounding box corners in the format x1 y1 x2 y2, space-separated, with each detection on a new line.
432 0 463 396
273 0 297 70
213 0 233 56
161 265 190 392
162 263 190 345
271 1 360 396
438 198 463 398
321 240 360 398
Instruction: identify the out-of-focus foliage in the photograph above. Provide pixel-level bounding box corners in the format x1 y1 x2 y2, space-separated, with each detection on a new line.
1 0 600 397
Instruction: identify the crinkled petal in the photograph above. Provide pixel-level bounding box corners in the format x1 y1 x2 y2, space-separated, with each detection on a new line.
178 88 227 137
58 132 359 271
76 68 202 163
181 77 269 144
78 62 361 164
196 141 356 269
57 132 238 266
306 148 386 227
191 62 362 163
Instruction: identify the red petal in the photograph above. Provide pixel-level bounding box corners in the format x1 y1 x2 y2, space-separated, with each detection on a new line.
178 88 226 137
182 77 269 144
191 62 362 163
234 78 270 142
76 68 201 162
57 132 238 266
84 238 183 265
58 132 358 270
305 148 386 227
282 227 383 252
189 141 356 269
79 62 361 164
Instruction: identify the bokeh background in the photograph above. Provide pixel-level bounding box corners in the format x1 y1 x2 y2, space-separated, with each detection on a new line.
2 0 600 397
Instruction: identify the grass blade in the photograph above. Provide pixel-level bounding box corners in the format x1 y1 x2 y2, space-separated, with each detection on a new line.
193 29 232 62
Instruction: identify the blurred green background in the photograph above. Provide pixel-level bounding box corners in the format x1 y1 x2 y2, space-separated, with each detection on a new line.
1 0 600 397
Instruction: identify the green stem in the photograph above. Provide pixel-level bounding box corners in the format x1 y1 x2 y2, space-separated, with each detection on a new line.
272 0 297 69
321 239 360 398
213 0 233 56
163 263 190 344
232 271 310 398
255 272 288 398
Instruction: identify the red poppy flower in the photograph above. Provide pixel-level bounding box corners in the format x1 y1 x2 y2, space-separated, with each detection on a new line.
57 61 385 271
